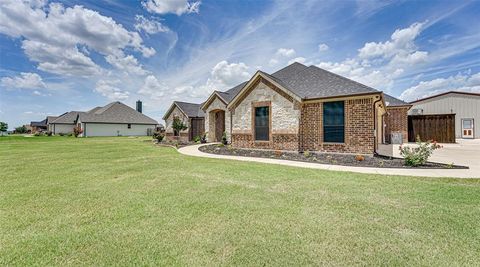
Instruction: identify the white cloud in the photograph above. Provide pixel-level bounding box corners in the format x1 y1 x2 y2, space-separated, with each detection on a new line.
275 48 296 58
0 1 155 76
1 72 46 89
134 15 170 34
138 75 168 100
318 43 329 52
95 80 130 100
400 72 480 101
288 57 306 65
142 0 201 15
210 61 250 87
105 55 148 76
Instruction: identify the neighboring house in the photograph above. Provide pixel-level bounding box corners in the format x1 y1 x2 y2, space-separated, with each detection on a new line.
50 101 158 136
163 101 205 142
409 91 480 140
30 119 47 133
168 62 410 154
46 116 59 132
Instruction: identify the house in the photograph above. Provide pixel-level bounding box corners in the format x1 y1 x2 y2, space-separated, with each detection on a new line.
162 101 205 142
409 91 480 141
168 62 410 154
50 101 158 136
30 119 47 133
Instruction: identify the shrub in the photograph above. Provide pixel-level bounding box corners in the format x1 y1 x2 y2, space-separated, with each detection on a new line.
303 151 311 158
46 131 53 136
172 117 187 136
73 126 83 137
152 131 164 142
58 132 65 136
33 132 44 136
222 131 228 145
15 125 27 134
67 133 73 137
193 135 201 143
399 137 442 167
0 122 7 135
200 132 207 143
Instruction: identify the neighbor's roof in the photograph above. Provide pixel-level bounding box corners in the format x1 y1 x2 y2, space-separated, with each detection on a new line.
410 91 480 104
79 102 158 124
46 116 59 124
30 119 47 127
384 93 411 107
51 111 85 124
212 62 406 106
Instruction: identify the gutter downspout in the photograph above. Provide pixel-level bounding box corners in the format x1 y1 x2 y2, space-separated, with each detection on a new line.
373 96 382 155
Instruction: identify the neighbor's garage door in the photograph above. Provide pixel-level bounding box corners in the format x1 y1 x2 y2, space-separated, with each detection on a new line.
408 114 455 143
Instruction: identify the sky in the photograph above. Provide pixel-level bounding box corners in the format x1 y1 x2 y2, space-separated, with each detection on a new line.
1 0 480 129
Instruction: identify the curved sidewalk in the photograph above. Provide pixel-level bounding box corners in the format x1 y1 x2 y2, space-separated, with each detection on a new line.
177 144 478 178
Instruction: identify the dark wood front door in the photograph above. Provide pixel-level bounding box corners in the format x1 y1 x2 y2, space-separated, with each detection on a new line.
215 111 225 142
190 118 205 141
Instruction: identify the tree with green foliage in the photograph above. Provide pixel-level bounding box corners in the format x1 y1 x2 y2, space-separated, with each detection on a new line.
15 125 27 134
172 117 187 136
0 122 7 136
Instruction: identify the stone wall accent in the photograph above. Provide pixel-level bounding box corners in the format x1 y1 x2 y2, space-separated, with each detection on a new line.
299 96 376 154
204 96 230 142
164 105 189 140
384 106 409 143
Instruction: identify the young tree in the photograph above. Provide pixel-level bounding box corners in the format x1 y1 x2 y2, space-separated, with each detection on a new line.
0 122 7 136
172 117 188 136
15 125 27 134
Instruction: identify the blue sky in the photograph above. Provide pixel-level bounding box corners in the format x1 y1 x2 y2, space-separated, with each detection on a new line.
1 0 480 129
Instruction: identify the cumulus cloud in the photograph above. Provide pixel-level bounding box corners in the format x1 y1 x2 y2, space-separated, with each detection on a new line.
318 43 329 52
0 0 154 76
400 72 480 101
275 48 296 58
95 80 130 100
1 72 46 89
288 57 306 65
138 75 168 100
134 15 170 34
142 0 201 15
105 55 148 76
269 48 296 66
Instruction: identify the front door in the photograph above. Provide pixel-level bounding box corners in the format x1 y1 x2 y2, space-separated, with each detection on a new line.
461 119 474 139
215 111 225 142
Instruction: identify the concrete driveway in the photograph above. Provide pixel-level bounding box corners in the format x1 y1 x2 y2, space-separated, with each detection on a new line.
378 139 480 178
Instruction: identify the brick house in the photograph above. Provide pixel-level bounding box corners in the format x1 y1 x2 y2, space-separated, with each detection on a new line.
168 62 410 154
163 101 205 142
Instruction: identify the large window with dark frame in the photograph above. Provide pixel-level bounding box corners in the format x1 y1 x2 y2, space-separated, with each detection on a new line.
323 101 345 143
254 106 269 141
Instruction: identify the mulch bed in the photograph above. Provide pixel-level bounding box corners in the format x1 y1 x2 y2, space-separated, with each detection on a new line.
199 144 468 169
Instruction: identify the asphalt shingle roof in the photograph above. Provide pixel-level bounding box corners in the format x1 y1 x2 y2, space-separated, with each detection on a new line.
51 111 85 124
216 62 407 107
80 102 158 124
174 101 205 118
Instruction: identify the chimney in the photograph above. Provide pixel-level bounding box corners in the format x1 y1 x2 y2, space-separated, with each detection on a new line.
136 100 142 113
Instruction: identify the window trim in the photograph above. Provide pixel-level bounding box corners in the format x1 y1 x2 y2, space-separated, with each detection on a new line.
323 101 345 144
251 101 271 142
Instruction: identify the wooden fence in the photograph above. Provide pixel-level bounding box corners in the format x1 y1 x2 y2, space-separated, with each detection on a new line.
408 114 455 143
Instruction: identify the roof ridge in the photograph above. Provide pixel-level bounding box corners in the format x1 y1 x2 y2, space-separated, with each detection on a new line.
308 65 379 92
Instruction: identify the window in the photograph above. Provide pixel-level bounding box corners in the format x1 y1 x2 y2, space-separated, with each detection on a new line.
323 101 345 143
127 124 131 129
254 106 269 141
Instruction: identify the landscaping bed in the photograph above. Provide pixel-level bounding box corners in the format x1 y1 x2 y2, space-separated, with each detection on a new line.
199 144 468 169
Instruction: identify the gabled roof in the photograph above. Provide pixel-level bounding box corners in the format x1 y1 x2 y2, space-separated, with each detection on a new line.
163 101 205 120
31 119 47 127
80 102 158 124
51 111 85 124
384 93 411 107
409 91 480 104
46 116 59 124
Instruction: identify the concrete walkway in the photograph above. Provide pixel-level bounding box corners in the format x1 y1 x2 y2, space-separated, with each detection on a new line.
178 143 480 178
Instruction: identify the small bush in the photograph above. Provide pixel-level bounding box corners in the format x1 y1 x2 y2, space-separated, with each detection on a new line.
33 132 44 136
303 151 311 158
46 131 53 136
193 135 201 143
152 131 164 142
201 132 207 143
15 125 28 134
399 137 442 167
58 133 65 136
222 132 228 145
67 133 73 137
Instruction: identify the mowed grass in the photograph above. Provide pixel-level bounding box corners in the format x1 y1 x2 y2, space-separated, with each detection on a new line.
0 136 479 266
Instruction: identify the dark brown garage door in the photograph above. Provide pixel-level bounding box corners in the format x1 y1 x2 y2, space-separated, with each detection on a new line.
408 114 455 143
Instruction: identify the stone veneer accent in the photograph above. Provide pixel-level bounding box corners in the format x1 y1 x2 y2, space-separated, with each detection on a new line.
299 97 376 154
231 78 301 150
164 105 189 141
204 96 231 142
384 106 409 143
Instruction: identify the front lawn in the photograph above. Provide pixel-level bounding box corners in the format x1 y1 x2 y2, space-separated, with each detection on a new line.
1 136 479 265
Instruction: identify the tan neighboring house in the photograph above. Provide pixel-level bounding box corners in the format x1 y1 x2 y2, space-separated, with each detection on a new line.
162 101 205 142
168 62 410 154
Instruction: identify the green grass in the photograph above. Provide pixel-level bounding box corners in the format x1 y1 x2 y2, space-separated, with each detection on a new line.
1 136 479 266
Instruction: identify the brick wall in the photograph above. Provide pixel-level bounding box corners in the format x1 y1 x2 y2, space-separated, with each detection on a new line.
165 132 189 143
384 106 409 143
299 97 376 154
231 133 299 151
